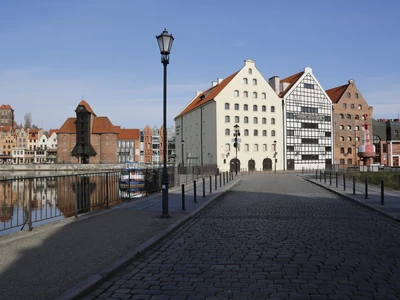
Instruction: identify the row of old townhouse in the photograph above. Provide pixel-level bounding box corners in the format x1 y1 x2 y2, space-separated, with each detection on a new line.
174 59 397 172
1 102 175 165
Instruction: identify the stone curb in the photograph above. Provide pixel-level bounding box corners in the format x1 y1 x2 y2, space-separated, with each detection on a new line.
301 176 400 223
56 179 240 300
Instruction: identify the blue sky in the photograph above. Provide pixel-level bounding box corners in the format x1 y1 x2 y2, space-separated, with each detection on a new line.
1 0 399 131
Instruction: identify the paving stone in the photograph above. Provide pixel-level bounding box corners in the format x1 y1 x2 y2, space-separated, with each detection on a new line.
88 174 400 300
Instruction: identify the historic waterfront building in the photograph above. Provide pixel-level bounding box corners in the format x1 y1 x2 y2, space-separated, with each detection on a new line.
57 100 118 164
174 59 283 173
326 79 373 167
0 104 14 128
268 67 333 170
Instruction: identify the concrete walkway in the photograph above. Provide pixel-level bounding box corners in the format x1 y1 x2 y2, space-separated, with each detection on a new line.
0 174 239 300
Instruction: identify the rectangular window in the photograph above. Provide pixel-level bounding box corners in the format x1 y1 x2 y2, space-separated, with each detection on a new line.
287 113 294 119
303 83 315 89
287 146 294 151
302 154 319 160
287 130 294 136
325 132 331 137
301 123 318 129
301 106 318 113
325 147 332 152
301 138 319 144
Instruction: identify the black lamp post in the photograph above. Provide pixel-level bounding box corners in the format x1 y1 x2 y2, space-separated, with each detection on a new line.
156 29 174 218
273 140 277 174
233 124 240 175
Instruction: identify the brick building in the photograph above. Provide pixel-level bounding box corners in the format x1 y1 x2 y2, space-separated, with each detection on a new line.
326 79 373 167
57 100 118 164
0 104 14 128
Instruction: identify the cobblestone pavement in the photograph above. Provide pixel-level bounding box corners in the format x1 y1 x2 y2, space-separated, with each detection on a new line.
86 173 400 300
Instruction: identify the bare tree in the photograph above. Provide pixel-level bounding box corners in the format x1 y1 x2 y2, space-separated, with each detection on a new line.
24 113 32 129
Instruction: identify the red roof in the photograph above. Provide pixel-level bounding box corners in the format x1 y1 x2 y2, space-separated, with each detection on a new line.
278 71 304 97
77 100 96 115
92 117 117 133
0 104 13 110
48 129 58 137
325 84 349 104
175 71 239 119
116 128 140 140
58 118 76 133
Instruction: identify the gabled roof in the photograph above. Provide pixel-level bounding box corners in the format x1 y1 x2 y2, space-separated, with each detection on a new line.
92 117 117 133
77 100 96 115
278 71 304 97
58 118 76 133
48 129 58 137
0 104 13 110
175 71 239 119
116 128 140 140
325 84 349 104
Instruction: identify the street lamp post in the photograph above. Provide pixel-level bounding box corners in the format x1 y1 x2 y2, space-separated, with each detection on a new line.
156 29 174 218
273 140 277 174
233 124 240 175
351 128 357 166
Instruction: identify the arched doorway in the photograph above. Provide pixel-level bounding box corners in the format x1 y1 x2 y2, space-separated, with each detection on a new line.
248 159 255 171
230 158 240 173
263 158 272 171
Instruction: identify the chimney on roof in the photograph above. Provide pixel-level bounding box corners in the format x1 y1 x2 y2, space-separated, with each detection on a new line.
304 67 312 73
217 78 223 84
196 91 202 96
212 81 217 87
281 82 290 92
268 76 280 95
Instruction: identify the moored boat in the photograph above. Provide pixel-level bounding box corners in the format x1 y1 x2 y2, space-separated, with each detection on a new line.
119 162 145 199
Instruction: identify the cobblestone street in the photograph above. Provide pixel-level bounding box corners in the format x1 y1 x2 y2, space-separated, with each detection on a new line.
87 173 400 300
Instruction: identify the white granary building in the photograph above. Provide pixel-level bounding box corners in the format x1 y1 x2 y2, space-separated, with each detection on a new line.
174 59 283 173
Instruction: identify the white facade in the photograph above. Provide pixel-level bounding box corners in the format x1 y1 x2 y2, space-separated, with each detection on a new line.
272 67 333 170
175 59 283 172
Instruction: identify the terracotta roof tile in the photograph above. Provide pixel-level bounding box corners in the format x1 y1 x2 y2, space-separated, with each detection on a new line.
78 100 96 115
92 117 117 133
175 71 239 119
278 71 304 97
58 118 77 133
0 104 13 110
49 129 58 136
325 84 349 104
116 128 140 140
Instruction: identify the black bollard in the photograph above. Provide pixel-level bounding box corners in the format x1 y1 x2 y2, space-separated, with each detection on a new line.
336 172 338 188
343 174 346 191
365 177 368 199
381 180 384 205
223 172 225 185
324 171 326 183
194 180 197 203
330 172 332 186
210 176 212 194
220 173 222 187
215 174 217 190
202 177 205 198
353 176 356 195
316 169 318 180
181 184 186 210
320 171 322 181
